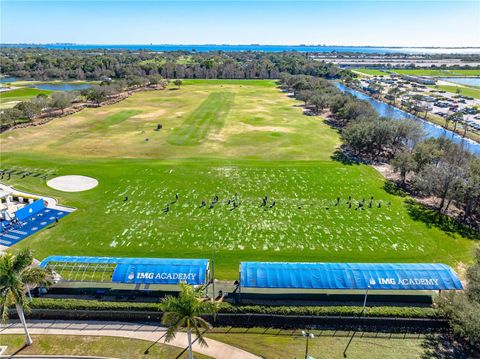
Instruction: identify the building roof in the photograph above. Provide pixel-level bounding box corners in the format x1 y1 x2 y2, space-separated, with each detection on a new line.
40 256 210 285
239 262 463 290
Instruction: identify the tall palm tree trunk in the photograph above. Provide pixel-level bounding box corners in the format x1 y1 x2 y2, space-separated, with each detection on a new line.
187 328 193 359
27 285 32 301
15 304 33 345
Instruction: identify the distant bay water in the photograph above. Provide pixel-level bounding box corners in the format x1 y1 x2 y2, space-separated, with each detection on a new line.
3 44 480 54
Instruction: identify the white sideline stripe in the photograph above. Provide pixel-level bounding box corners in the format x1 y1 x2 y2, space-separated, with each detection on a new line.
10 229 28 235
0 233 19 240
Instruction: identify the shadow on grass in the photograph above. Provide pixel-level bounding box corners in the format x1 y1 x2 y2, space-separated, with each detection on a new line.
383 180 408 197
330 149 361 166
9 343 29 357
421 334 479 359
405 199 480 241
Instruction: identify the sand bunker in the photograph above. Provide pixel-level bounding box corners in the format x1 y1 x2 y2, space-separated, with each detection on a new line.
47 175 98 192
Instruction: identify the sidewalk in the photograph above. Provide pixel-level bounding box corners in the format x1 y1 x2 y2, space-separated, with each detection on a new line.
0 183 76 212
0 320 260 359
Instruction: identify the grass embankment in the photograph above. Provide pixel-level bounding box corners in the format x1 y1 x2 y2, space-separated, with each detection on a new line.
0 334 212 358
207 331 427 359
0 80 474 279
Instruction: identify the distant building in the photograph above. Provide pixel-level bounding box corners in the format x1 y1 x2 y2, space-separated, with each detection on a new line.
399 74 436 85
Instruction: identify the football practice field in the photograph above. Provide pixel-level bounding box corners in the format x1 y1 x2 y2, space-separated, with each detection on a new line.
0 80 474 279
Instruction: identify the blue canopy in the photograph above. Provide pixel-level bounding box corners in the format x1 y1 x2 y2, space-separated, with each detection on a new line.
15 199 45 221
239 262 463 290
40 256 210 286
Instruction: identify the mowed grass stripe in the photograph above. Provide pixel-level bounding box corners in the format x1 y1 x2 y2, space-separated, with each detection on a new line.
168 92 234 146
95 110 143 130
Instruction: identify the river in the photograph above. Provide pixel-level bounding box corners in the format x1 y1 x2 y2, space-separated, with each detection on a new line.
30 83 92 91
438 77 480 87
335 83 480 156
3 44 480 54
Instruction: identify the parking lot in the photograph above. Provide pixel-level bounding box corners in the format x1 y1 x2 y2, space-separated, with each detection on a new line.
356 74 480 134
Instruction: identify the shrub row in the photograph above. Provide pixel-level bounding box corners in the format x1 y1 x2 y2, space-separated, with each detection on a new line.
31 298 161 312
30 298 440 319
220 304 441 318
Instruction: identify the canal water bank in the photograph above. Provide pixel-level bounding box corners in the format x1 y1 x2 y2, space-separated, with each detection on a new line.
335 82 480 156
0 77 94 91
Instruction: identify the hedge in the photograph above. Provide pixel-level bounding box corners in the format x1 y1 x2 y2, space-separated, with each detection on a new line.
30 298 441 319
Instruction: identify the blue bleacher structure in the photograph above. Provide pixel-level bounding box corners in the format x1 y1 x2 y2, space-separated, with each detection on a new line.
0 199 71 247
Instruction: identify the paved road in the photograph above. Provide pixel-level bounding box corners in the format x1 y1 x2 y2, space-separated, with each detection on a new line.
0 320 260 359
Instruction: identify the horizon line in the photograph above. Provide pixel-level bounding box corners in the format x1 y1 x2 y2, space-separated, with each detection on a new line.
2 43 480 49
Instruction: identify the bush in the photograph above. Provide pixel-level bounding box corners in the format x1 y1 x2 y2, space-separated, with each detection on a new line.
383 180 408 197
30 298 440 319
31 298 161 311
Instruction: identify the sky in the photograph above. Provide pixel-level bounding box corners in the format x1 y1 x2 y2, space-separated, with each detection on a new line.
1 1 479 47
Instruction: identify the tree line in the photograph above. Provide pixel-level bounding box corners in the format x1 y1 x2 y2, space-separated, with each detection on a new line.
279 74 480 230
1 77 170 130
437 247 480 348
0 48 349 80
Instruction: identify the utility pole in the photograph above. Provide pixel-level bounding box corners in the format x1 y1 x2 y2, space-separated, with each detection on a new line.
302 330 315 359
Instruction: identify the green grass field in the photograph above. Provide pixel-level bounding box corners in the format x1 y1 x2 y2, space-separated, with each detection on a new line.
0 334 211 358
429 84 480 99
352 69 389 76
353 68 480 78
393 69 480 77
0 87 53 108
206 331 428 359
0 80 474 279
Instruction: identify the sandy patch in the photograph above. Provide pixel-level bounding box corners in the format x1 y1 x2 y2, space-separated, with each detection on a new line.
207 122 292 144
47 175 98 192
207 133 226 142
372 163 401 181
206 122 291 144
131 109 166 119
241 123 291 133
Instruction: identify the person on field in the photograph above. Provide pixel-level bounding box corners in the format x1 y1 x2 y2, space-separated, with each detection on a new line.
261 196 268 207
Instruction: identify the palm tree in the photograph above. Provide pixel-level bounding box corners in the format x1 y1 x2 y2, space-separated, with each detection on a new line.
0 249 52 346
161 283 222 359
